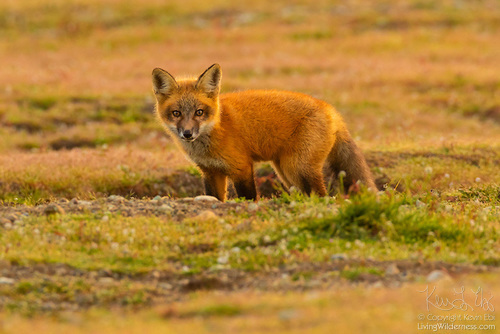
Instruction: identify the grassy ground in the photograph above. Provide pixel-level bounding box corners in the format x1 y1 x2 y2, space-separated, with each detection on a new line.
0 0 499 332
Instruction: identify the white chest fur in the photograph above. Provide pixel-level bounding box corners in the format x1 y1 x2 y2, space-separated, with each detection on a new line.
179 135 229 172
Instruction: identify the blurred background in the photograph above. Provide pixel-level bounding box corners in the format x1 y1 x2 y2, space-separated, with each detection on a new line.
0 0 499 201
0 2 499 332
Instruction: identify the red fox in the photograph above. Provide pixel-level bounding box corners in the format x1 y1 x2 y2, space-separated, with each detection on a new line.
152 64 376 201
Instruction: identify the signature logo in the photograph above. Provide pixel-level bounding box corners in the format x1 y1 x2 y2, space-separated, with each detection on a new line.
418 286 495 312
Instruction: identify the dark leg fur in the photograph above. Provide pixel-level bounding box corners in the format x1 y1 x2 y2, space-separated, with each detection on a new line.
300 175 312 195
233 178 258 200
299 172 327 196
204 178 218 197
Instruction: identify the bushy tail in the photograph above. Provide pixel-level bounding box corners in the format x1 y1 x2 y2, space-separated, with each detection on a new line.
324 130 377 194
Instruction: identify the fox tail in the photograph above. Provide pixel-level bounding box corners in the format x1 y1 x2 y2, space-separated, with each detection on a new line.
324 130 377 194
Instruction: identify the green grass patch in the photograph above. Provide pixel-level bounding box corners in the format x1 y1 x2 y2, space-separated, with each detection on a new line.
193 304 243 317
457 185 500 204
291 30 333 41
340 267 383 281
3 190 495 276
298 191 464 243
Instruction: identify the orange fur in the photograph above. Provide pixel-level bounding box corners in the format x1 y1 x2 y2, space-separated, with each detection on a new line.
152 64 376 201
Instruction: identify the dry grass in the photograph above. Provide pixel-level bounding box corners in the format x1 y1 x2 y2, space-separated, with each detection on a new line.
0 0 499 331
1 0 499 200
2 275 499 334
1 1 499 149
0 146 190 202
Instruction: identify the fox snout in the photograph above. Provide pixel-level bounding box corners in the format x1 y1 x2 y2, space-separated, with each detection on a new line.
178 128 198 141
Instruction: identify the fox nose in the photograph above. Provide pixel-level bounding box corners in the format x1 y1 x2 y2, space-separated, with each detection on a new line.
183 130 193 139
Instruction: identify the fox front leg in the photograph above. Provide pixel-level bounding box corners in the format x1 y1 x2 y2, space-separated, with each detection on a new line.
202 169 227 202
231 165 258 201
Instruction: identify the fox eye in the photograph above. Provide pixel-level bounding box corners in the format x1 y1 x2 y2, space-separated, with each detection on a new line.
195 109 204 116
172 110 181 117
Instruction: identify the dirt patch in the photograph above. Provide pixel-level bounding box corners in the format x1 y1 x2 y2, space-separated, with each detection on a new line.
464 105 500 124
0 259 495 314
483 105 500 122
0 166 283 203
3 121 44 133
365 148 500 169
161 170 205 198
49 138 97 150
0 196 245 222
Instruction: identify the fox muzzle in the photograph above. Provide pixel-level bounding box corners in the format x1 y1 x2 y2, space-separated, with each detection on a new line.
179 128 198 141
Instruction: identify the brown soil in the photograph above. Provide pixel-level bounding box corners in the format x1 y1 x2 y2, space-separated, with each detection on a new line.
0 258 495 313
0 196 252 222
365 148 500 169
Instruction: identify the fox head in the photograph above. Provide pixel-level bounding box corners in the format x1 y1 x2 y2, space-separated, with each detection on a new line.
152 64 221 142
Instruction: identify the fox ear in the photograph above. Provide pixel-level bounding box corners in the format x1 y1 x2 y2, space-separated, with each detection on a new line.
152 68 178 98
196 64 221 98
